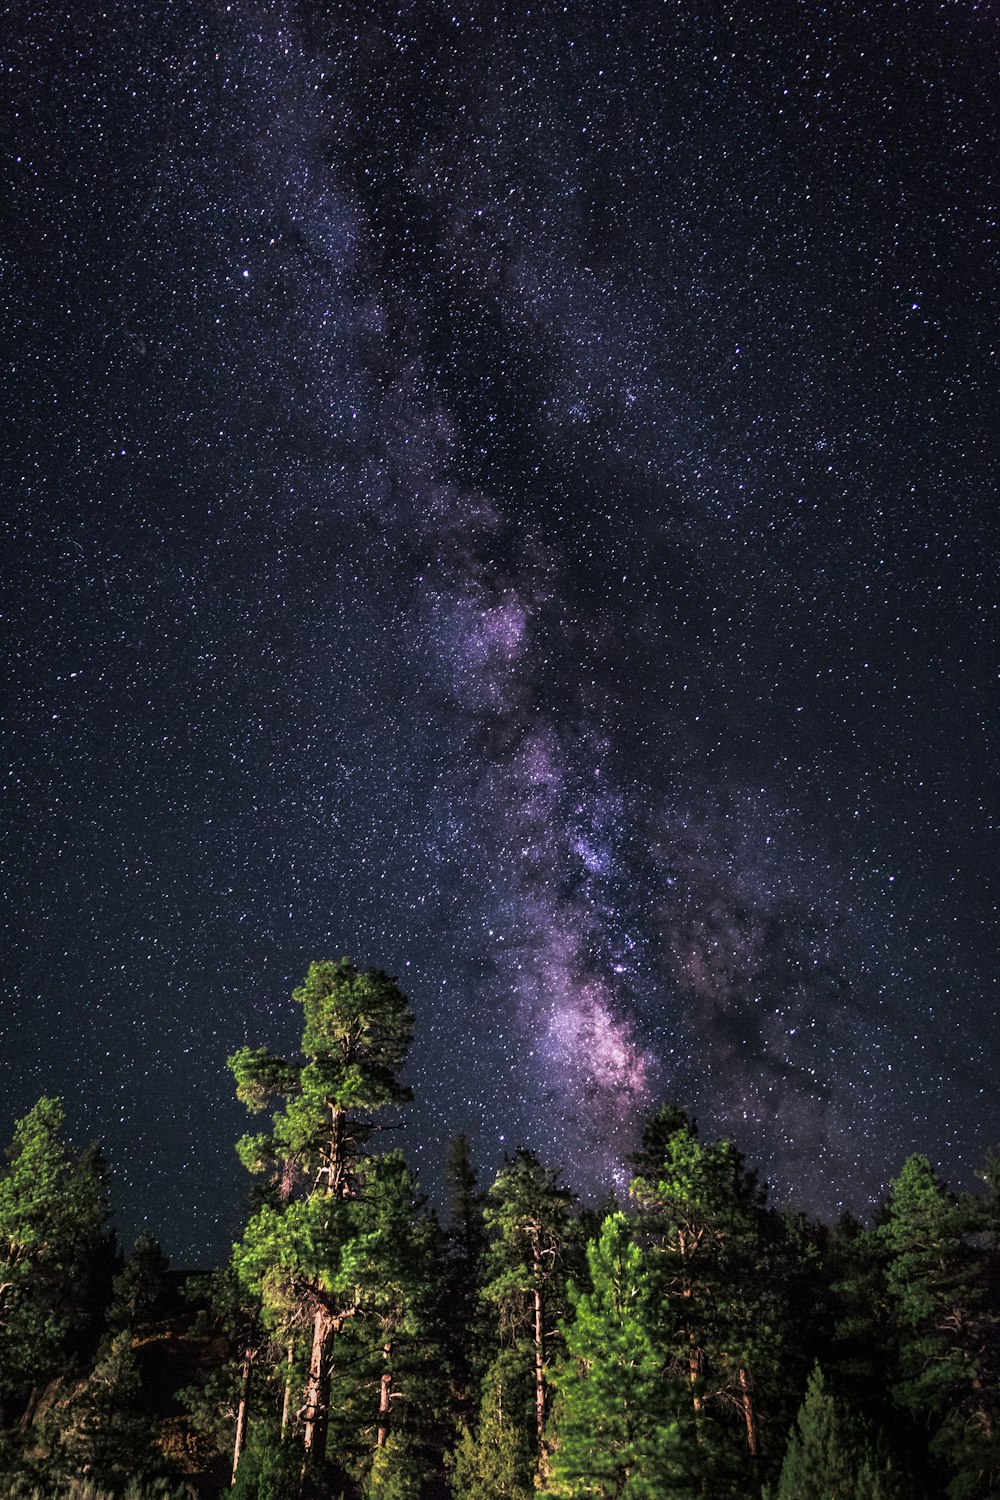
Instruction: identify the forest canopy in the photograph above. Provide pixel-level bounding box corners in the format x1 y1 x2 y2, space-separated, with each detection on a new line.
1 961 998 1500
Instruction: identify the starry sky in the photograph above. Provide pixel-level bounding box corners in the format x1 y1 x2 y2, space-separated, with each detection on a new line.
2 0 996 1262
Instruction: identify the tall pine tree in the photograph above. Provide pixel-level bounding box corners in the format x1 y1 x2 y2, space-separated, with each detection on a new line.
630 1103 772 1486
771 1364 904 1500
879 1155 1000 1498
0 1098 109 1426
480 1151 577 1462
229 958 414 1479
544 1213 695 1499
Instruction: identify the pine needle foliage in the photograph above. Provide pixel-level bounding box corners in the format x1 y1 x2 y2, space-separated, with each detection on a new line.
543 1213 695 1500
771 1364 905 1500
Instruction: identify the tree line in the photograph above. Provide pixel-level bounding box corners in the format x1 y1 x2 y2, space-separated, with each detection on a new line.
1 959 998 1499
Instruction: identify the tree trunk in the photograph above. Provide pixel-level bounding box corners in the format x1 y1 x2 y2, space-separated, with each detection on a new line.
327 1103 348 1199
681 1269 704 1438
280 1341 294 1438
18 1384 39 1430
231 1348 253 1485
377 1341 393 1448
532 1240 546 1451
302 1305 333 1459
688 1336 703 1420
739 1365 759 1456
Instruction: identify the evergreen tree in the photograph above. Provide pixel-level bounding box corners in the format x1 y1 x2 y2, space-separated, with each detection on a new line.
446 1134 485 1273
446 1355 536 1500
43 1331 155 1488
0 1099 109 1424
443 1132 486 1406
177 1266 279 1481
828 1214 891 1400
772 1364 904 1500
229 958 415 1478
738 1204 838 1491
879 1155 1000 1498
364 1431 421 1499
480 1150 577 1463
544 1213 694 1499
317 1152 446 1492
108 1234 169 1333
229 1434 302 1500
630 1104 772 1486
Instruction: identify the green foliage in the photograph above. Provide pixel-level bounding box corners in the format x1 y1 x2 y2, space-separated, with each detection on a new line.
230 1436 302 1500
319 1154 449 1477
108 1233 169 1332
0 1481 193 1500
544 1213 695 1499
228 959 415 1206
229 1049 303 1116
880 1155 968 1341
175 1265 276 1469
478 1150 578 1464
446 1358 536 1500
629 1103 773 1489
878 1155 1000 1497
773 1364 905 1500
38 1331 156 1488
227 960 427 1482
0 1098 110 1414
453 1153 580 1497
442 1133 487 1403
828 1213 892 1401
447 1133 485 1264
365 1433 421 1499
293 959 413 1102
481 1150 576 1348
630 1106 766 1273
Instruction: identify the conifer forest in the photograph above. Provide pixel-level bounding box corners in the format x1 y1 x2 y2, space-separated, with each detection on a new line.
1 961 998 1500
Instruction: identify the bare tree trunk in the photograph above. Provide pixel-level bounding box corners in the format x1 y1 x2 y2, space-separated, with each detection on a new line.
739 1365 759 1456
688 1337 703 1421
327 1104 347 1199
688 1336 707 1492
532 1241 546 1451
377 1341 393 1448
681 1264 704 1439
280 1341 294 1438
18 1385 39 1430
231 1349 253 1485
302 1306 333 1459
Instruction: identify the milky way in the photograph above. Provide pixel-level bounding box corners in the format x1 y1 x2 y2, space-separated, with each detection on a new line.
2 0 996 1258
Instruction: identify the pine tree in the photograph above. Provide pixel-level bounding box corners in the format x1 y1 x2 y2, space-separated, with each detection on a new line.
229 958 415 1478
442 1133 487 1420
447 1134 485 1273
229 1433 302 1500
480 1150 577 1463
544 1213 694 1499
879 1155 1000 1497
828 1214 891 1399
108 1234 169 1333
773 1364 904 1500
316 1152 446 1492
43 1330 155 1488
0 1098 109 1425
629 1104 771 1485
177 1266 279 1481
365 1431 422 1499
446 1355 536 1500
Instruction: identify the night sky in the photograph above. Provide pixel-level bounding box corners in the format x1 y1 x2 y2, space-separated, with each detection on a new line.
2 0 996 1263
